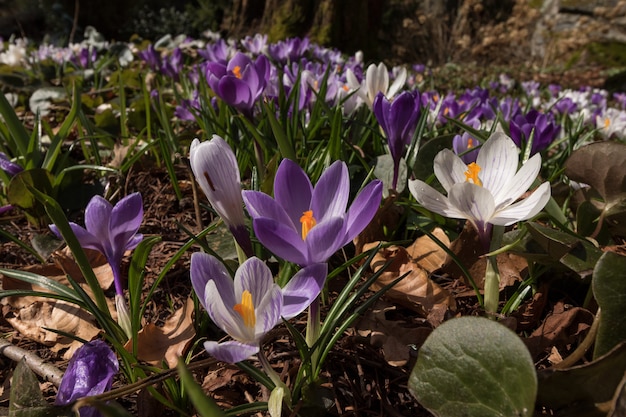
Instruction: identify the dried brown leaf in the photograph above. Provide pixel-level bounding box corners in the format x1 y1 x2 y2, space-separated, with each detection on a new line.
353 194 404 256
125 297 195 368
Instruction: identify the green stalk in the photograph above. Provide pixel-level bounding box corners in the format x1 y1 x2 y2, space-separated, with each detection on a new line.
484 225 504 317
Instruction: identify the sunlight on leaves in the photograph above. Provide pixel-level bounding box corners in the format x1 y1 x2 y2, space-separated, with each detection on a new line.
409 316 537 417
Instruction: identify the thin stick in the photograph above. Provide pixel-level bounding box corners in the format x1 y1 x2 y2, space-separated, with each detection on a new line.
0 337 64 386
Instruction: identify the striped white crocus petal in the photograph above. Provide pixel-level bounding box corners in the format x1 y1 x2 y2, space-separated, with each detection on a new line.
409 132 551 237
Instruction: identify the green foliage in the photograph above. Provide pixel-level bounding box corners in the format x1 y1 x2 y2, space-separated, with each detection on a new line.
593 251 626 358
409 316 537 417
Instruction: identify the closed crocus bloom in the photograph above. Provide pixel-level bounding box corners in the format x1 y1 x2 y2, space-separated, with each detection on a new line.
346 62 407 109
243 159 382 266
408 132 551 247
0 152 23 176
189 136 252 256
373 91 420 190
509 109 561 155
191 253 327 363
55 340 118 417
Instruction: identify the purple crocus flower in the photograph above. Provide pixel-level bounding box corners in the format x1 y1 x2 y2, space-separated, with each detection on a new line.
242 159 382 266
373 91 420 190
191 253 327 363
452 130 481 164
509 109 561 155
204 51 270 119
49 193 143 337
189 136 252 256
0 152 23 176
55 340 118 417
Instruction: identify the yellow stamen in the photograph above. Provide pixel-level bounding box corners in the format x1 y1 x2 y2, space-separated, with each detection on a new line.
342 84 350 92
300 210 317 240
467 137 475 148
604 117 611 129
464 162 483 186
232 65 242 79
233 290 255 328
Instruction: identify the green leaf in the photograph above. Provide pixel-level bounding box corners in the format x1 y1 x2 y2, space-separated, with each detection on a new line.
0 89 31 159
409 316 537 417
593 251 626 358
9 359 69 417
373 154 407 197
7 169 55 227
536 342 626 413
176 358 227 417
412 134 454 182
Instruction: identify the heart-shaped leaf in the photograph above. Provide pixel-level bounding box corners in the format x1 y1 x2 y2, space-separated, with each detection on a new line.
409 316 537 417
593 251 626 359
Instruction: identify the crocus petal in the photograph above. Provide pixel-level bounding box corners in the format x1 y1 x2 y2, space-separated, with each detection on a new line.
345 68 361 90
490 182 551 225
252 218 308 265
204 279 251 342
492 153 542 209
190 252 236 313
190 136 246 228
50 223 106 254
311 160 349 221
84 195 113 245
281 263 327 320
218 77 253 108
110 193 144 255
433 149 469 193
408 179 466 219
387 67 407 98
243 191 296 230
344 180 382 244
304 216 347 264
273 159 313 229
252 284 283 339
477 132 519 197
234 257 275 309
204 340 259 364
55 340 118 405
447 182 496 231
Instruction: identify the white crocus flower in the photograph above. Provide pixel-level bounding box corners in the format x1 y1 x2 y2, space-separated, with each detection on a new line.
345 62 407 109
408 132 551 241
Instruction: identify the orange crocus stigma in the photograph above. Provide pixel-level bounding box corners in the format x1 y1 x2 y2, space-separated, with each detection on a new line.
467 137 475 148
232 65 242 79
464 162 483 186
300 210 317 240
233 290 255 328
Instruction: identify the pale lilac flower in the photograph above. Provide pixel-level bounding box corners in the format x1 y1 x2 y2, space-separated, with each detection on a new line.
191 253 327 363
242 159 382 266
409 132 551 248
0 152 22 177
452 130 481 165
189 136 252 256
345 62 407 109
55 340 118 417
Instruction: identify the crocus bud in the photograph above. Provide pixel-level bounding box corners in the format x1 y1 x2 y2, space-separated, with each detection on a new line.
189 136 252 256
55 340 119 417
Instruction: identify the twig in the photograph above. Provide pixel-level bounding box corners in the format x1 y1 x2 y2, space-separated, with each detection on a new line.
0 337 64 386
552 308 600 369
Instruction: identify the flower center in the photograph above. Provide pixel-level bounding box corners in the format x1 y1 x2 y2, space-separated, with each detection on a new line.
467 137 475 148
233 290 255 328
233 65 242 79
300 210 317 240
464 162 483 186
604 117 611 129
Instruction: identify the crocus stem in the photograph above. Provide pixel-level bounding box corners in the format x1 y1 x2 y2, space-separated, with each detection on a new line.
111 263 132 340
484 225 504 318
305 296 321 375
257 348 285 392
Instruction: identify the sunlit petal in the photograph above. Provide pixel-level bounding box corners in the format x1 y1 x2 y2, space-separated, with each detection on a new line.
477 132 519 197
204 340 259 364
281 263 327 320
491 182 551 225
408 179 465 218
433 149 468 193
493 153 542 209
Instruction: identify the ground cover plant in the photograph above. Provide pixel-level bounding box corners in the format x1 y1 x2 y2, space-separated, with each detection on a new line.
0 27 625 417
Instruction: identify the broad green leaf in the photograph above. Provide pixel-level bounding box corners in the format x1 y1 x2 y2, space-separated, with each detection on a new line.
9 359 69 417
565 141 626 236
593 251 626 358
374 154 407 197
7 168 55 227
409 316 537 417
536 342 626 413
412 134 453 182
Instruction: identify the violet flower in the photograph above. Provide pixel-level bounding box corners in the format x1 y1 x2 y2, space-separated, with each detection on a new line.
242 159 382 266
191 253 327 363
509 109 561 155
49 193 143 337
204 51 270 119
189 136 252 256
55 340 119 417
452 130 481 165
0 152 23 177
373 91 420 190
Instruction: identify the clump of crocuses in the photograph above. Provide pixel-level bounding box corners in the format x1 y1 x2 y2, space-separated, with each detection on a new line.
242 159 382 266
49 193 144 338
55 340 118 417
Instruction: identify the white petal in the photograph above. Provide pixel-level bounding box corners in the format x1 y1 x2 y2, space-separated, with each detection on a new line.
492 153 542 210
433 149 468 193
387 67 407 99
491 182 551 226
448 182 496 229
408 179 465 218
345 69 361 90
477 132 519 198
